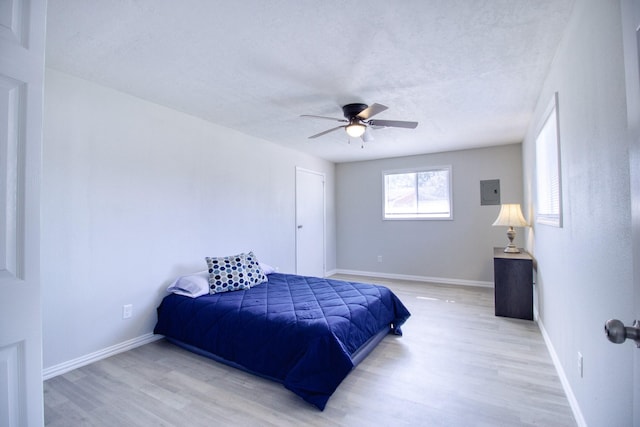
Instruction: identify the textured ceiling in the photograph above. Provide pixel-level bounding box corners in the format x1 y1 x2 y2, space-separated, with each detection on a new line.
45 0 575 163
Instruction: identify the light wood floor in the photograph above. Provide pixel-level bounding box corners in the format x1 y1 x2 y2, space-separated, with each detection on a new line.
44 275 577 426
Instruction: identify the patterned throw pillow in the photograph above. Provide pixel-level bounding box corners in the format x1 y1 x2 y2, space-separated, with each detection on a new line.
242 251 268 287
205 254 251 294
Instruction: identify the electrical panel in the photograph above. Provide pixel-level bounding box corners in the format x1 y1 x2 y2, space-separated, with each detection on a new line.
480 179 500 205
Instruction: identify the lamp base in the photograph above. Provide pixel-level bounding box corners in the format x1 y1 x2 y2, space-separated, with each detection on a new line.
503 226 521 253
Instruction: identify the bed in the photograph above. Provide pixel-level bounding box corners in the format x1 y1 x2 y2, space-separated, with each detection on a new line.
154 272 411 410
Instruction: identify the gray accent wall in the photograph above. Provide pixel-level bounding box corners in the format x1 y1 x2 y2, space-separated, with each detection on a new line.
335 144 524 285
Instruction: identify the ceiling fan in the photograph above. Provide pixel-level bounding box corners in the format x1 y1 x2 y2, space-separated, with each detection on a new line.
301 103 418 142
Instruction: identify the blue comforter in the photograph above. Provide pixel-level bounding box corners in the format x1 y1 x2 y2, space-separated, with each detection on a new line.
154 273 410 409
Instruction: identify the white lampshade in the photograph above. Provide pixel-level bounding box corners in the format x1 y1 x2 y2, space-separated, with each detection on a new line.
493 204 528 253
492 204 528 227
345 123 366 138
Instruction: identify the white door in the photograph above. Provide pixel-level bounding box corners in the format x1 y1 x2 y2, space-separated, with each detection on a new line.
295 167 325 277
0 1 47 426
620 1 640 425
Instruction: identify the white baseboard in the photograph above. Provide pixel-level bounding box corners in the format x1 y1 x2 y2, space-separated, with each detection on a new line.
331 269 494 288
537 319 586 427
42 333 162 381
325 268 338 277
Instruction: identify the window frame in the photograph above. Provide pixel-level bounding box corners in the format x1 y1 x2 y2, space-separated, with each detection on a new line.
535 92 563 227
382 165 453 221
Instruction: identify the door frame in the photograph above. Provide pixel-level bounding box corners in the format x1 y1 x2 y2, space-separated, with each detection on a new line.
621 0 640 425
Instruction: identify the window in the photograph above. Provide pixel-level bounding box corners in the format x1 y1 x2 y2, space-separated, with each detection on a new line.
535 92 562 227
383 166 452 220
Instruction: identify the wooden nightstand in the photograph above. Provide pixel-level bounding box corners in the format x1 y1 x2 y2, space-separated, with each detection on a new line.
493 247 533 320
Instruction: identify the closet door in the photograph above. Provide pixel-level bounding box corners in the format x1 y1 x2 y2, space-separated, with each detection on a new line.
295 167 325 277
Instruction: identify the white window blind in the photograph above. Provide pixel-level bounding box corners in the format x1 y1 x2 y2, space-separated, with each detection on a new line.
536 93 562 227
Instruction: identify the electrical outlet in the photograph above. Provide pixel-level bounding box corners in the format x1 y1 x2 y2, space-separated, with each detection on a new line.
377 255 383 263
577 352 583 378
123 304 133 319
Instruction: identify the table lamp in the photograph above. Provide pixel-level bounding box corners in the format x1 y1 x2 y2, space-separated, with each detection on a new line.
493 203 528 253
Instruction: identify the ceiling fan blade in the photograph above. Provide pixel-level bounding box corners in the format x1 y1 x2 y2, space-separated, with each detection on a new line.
300 114 347 123
308 125 345 139
368 119 418 129
362 127 374 143
356 103 388 120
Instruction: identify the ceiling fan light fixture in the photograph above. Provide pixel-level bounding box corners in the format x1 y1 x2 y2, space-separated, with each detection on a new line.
301 102 418 140
345 123 366 138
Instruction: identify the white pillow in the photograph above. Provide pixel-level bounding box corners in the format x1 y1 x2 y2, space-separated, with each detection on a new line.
259 262 275 275
166 270 209 298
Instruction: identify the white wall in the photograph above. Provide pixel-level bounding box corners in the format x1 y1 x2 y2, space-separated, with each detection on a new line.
336 144 523 284
522 0 634 425
41 69 336 370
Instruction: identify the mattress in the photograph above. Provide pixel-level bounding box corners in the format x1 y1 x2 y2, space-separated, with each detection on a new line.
154 273 410 409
